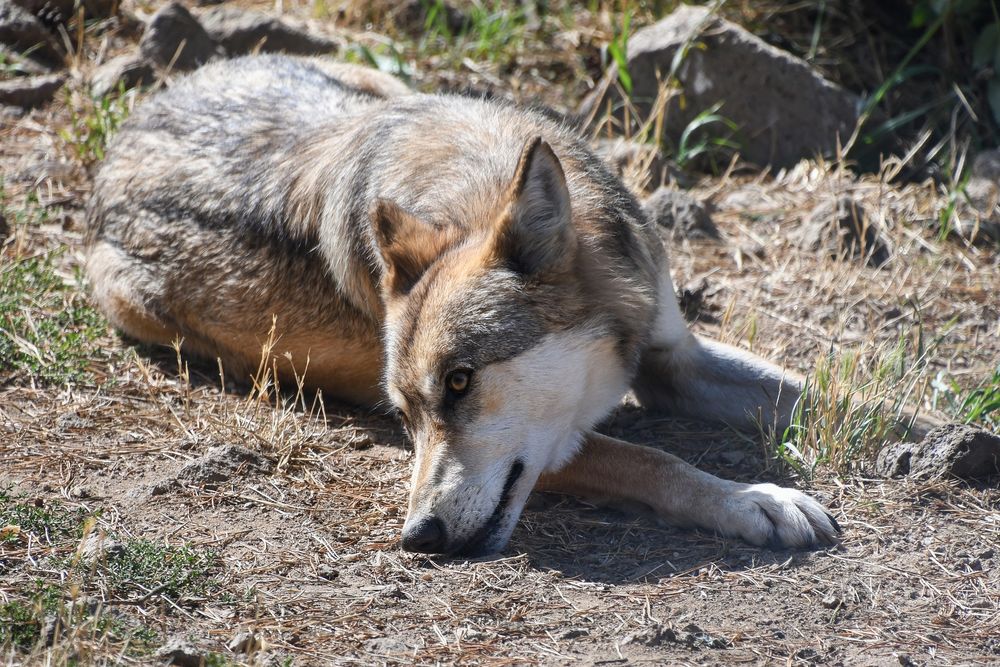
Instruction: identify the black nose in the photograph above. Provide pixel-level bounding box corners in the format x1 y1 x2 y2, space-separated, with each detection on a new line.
401 515 447 553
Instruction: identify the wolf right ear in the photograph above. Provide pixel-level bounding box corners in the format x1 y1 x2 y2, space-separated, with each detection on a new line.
371 199 451 296
492 137 576 275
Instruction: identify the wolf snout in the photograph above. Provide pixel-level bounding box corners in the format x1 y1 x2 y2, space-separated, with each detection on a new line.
401 515 448 553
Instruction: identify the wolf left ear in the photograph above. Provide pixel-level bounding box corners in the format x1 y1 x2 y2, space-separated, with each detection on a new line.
493 137 575 275
371 199 451 296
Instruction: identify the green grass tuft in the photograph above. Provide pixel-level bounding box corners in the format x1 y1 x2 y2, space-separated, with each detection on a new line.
0 249 110 386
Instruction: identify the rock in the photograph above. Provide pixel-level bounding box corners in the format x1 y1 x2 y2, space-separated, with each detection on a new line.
643 186 719 240
583 5 861 169
0 0 62 66
625 624 677 647
227 630 263 654
955 148 1000 244
77 532 123 562
139 1 221 72
875 424 1000 480
89 52 155 97
821 593 842 609
0 72 64 107
796 195 890 266
175 444 274 487
155 637 207 667
391 0 467 35
364 636 411 655
199 7 336 56
593 137 675 190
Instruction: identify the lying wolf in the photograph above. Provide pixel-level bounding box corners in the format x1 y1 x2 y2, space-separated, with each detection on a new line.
86 55 840 556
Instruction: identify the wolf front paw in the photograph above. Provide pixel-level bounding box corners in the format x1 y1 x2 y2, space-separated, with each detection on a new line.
721 483 841 549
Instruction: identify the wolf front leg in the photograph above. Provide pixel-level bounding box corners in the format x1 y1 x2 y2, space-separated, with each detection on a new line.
535 432 840 549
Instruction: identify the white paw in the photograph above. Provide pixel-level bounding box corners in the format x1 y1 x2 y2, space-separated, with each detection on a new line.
720 483 841 548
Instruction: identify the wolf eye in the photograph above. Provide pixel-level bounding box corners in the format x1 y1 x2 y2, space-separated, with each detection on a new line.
445 369 472 397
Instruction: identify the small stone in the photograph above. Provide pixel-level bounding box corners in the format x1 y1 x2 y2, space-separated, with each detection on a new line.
89 52 155 98
227 630 262 654
390 0 467 35
821 593 841 609
558 628 589 640
175 444 274 487
139 1 222 71
155 637 206 667
198 7 336 57
796 195 890 267
364 636 410 655
625 623 676 647
643 186 719 240
0 72 64 107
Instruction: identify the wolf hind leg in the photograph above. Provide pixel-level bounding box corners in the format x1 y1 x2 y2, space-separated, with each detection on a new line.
632 336 804 434
634 264 803 433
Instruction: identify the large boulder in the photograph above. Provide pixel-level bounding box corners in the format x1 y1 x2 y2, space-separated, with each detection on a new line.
586 5 861 169
198 6 336 56
139 1 221 71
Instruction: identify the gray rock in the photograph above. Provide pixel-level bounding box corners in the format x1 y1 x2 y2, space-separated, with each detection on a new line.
176 444 274 487
796 195 889 266
642 186 719 240
364 636 411 655
584 5 861 169
77 533 123 563
155 637 207 667
956 148 1000 244
0 0 62 66
227 630 262 654
89 52 155 98
391 0 467 35
139 1 221 71
876 424 1000 480
199 7 336 56
0 72 64 107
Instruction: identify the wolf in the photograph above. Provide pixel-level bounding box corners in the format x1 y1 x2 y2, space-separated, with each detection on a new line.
86 55 840 557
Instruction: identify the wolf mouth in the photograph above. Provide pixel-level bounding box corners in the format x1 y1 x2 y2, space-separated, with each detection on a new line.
453 459 525 557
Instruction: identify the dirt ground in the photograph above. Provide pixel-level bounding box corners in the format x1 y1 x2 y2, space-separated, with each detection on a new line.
2 1 1000 665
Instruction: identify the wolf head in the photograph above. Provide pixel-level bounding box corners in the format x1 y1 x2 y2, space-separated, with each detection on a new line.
372 137 630 556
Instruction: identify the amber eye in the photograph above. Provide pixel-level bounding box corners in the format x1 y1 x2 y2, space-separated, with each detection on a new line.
445 369 472 396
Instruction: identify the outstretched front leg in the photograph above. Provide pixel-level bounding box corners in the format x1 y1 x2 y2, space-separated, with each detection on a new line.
536 432 840 548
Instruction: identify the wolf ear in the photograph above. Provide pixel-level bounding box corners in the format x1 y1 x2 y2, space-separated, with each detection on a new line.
371 199 450 296
493 137 575 275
